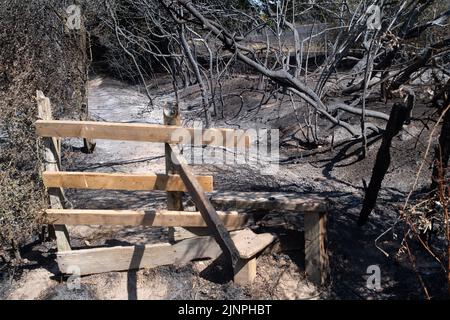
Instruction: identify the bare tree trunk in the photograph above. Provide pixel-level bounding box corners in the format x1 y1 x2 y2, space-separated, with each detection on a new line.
178 16 211 127
358 103 412 226
74 0 95 153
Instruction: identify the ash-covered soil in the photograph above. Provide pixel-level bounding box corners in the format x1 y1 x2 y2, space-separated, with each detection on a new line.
1 76 447 300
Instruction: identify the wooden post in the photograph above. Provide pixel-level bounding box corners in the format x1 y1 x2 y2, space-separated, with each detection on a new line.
234 257 257 286
81 104 96 154
37 91 71 252
164 102 185 241
304 211 328 286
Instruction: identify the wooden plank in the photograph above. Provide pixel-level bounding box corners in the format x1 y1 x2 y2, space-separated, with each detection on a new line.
170 227 211 241
37 90 71 252
171 224 276 244
230 228 275 259
45 209 248 228
169 144 241 267
35 120 251 148
211 191 328 213
171 226 274 248
57 237 222 275
42 171 213 192
57 229 273 275
234 258 257 286
170 226 244 241
304 211 329 286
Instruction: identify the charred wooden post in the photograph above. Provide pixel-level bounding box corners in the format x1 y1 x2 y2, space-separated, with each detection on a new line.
71 1 95 154
431 105 450 190
358 102 412 226
81 104 96 154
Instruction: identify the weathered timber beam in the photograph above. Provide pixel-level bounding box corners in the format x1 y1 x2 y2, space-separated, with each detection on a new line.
45 209 247 228
168 144 241 267
35 120 250 148
42 171 213 192
57 228 275 275
210 191 328 212
37 90 71 252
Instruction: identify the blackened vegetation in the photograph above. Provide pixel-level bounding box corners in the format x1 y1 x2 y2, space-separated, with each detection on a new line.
432 107 450 190
0 0 450 299
0 1 88 260
98 0 450 298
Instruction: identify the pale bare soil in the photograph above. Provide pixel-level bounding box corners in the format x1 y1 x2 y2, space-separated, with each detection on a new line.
1 76 446 300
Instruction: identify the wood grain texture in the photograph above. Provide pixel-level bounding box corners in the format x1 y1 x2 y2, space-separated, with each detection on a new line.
57 237 220 275
211 191 328 213
304 211 329 286
37 90 71 252
57 228 274 275
35 120 250 148
231 228 275 259
42 171 213 192
234 257 257 286
164 106 185 238
170 226 241 241
169 144 241 267
45 209 247 228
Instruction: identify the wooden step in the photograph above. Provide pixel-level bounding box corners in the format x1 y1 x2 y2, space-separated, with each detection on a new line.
210 191 328 212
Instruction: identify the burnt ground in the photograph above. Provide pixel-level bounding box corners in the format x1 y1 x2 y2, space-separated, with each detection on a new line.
0 76 447 300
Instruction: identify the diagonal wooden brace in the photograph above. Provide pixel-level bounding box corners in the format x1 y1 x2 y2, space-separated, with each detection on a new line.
168 144 240 268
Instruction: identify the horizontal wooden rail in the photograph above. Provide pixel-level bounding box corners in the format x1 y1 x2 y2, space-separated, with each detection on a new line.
45 209 248 228
36 120 250 148
43 171 213 192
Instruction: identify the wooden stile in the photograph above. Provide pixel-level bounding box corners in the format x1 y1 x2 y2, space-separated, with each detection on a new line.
34 92 328 287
